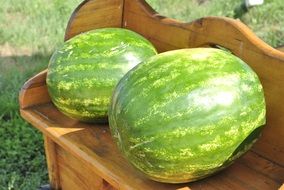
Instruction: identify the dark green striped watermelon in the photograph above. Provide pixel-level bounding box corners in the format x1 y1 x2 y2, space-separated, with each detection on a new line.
109 48 266 183
46 28 157 122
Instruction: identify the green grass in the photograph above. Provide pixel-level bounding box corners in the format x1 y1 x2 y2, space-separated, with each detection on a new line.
0 0 283 189
0 54 50 190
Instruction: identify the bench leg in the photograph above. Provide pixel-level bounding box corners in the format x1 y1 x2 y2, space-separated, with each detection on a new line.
44 136 61 190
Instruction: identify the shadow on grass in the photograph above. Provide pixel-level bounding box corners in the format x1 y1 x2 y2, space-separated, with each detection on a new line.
0 53 50 117
0 53 50 190
0 53 50 75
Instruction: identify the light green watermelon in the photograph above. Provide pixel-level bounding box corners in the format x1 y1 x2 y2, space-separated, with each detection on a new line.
46 28 157 122
109 48 266 183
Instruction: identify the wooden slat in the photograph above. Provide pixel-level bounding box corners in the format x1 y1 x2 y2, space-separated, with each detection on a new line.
57 145 106 190
64 0 124 41
124 12 193 52
123 0 244 53
20 103 284 190
44 136 61 190
203 173 250 190
21 69 47 89
239 151 284 183
226 162 280 189
19 69 50 109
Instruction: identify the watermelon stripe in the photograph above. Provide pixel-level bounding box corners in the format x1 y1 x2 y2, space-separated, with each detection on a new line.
53 97 109 107
52 78 116 90
48 63 132 75
54 103 107 119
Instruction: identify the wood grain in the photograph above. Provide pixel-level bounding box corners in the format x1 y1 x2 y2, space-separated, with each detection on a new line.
19 0 284 189
57 145 108 190
64 0 124 41
239 151 284 183
20 103 284 190
44 136 61 189
19 69 50 109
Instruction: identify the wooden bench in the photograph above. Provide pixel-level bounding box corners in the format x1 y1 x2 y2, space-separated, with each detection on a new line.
19 0 284 189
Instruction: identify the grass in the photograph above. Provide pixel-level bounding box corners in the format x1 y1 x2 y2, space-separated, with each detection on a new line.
241 0 284 47
0 1 81 189
0 0 283 189
0 0 83 52
0 55 49 190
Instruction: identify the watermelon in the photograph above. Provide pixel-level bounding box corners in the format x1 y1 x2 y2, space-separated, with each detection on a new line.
109 48 266 183
46 28 157 122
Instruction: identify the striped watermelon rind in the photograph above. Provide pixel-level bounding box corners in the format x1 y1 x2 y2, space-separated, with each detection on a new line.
46 28 157 122
109 48 266 183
